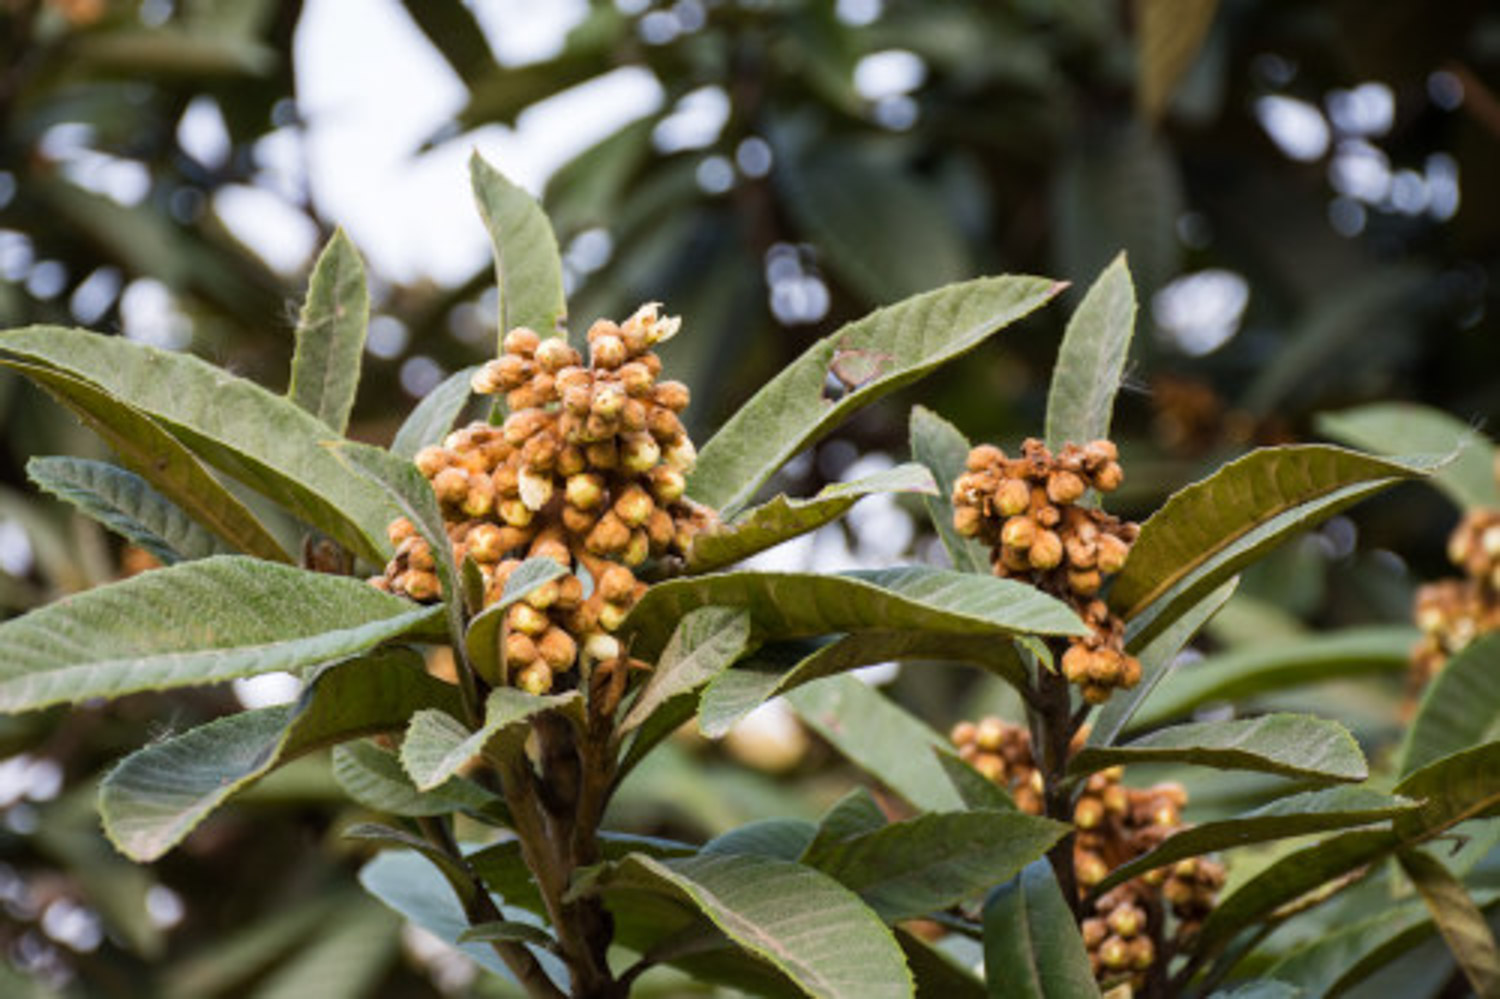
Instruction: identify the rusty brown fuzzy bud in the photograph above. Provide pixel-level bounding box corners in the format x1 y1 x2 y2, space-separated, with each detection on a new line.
1074 797 1104 829
508 602 551 636
954 505 985 538
614 484 655 527
586 513 631 556
973 754 1005 782
1095 533 1130 575
506 385 547 412
534 337 579 373
503 408 550 446
620 433 662 473
492 464 520 497
1127 935 1155 971
515 662 553 695
1107 904 1144 939
648 466 686 505
432 467 470 506
639 352 663 377
461 477 496 518
647 407 686 444
587 319 621 342
662 437 697 472
498 498 535 529
527 529 570 566
598 600 630 632
1093 461 1124 492
387 517 418 546
646 507 675 552
974 716 1006 751
620 398 649 433
538 627 578 671
414 445 450 479
504 327 541 356
585 440 619 471
556 444 587 478
1062 644 1091 683
1028 529 1063 570
555 573 584 610
562 503 598 536
950 720 976 746
467 523 507 563
1081 683 1113 705
622 528 650 566
591 334 627 369
597 564 636 603
1083 439 1119 465
523 580 560 610
654 381 690 412
995 478 1031 517
1069 568 1103 596
401 570 441 602
966 444 1005 471
1001 516 1037 550
1082 918 1108 949
505 631 538 666
618 362 654 396
1065 534 1098 570
1047 469 1087 505
565 473 606 511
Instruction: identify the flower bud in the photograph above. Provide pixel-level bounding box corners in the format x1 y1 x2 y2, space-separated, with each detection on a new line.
369 575 391 592
528 528 571 567
1046 469 1086 505
1107 904 1144 939
1068 568 1102 596
1086 651 1120 684
975 716 1006 752
1001 515 1037 549
387 517 417 546
505 631 538 666
414 445 450 478
534 337 579 373
1064 535 1097 570
994 478 1030 517
587 318 621 342
1098 534 1132 575
562 503 599 536
1098 936 1129 971
498 498 535 528
401 570 441 601
555 573 584 610
432 467 470 506
492 463 519 497
585 440 619 470
563 384 593 416
1062 644 1092 683
662 437 697 472
492 527 533 556
614 484 655 527
647 407 685 443
537 627 578 671
556 444 587 478
503 327 541 356
508 602 551 636
591 382 626 419
467 523 507 563
1028 530 1063 570
1082 918 1108 949
1074 796 1104 829
461 476 496 518
622 528 650 566
598 600 630 632
1127 935 1155 971
584 631 621 662
654 380 690 412
966 444 1005 471
620 433 662 473
518 468 554 511
591 334 627 369
1119 655 1142 688
515 662 553 695
565 472 606 510
1083 439 1119 466
520 432 558 473
586 512 631 556
503 408 550 446
1093 461 1124 492
648 466 686 505
618 362 655 397
524 579 560 610
646 507 675 552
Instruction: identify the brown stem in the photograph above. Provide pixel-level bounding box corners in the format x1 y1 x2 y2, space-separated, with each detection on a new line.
415 816 565 999
1036 650 1082 916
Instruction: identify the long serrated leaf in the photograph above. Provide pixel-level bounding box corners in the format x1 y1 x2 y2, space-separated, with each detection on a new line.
390 366 477 460
2 357 289 561
401 688 580 791
333 740 496 818
1111 446 1437 644
1045 252 1135 451
806 809 1068 922
288 229 368 434
691 276 1064 514
1397 848 1500 997
984 860 1100 999
1317 403 1499 510
1088 578 1236 748
0 556 441 713
621 607 753 734
623 566 1085 662
471 152 567 342
789 675 964 814
100 648 456 861
1093 787 1416 895
705 819 819 861
909 406 990 573
1401 633 1500 777
802 789 890 864
1070 714 1367 783
608 852 914 999
0 328 397 561
1394 742 1500 842
699 631 1028 739
27 456 232 564
686 464 938 574
1129 625 1414 730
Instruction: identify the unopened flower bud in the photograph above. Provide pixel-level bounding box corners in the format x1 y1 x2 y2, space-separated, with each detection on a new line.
563 384 593 416
974 754 1005 782
975 716 1006 751
646 507 675 552
462 477 496 518
503 408 550 446
1047 470 1086 505
586 513 630 556
618 362 655 397
508 602 551 636
538 627 578 671
591 382 626 419
1093 461 1124 492
598 600 630 632
518 468 554 511
647 407 685 443
1127 935 1155 971
621 398 649 432
401 570 441 601
1107 904 1144 938
524 579 560 610
654 381 690 412
1082 919 1108 949
954 505 985 538
467 523 507 563
1069 568 1103 596
591 334 627 369
555 574 584 610
621 433 661 473
1001 516 1037 550
585 440 619 470
614 484 655 527
414 446 449 479
387 517 417 546
498 498 535 528
505 631 538 666
584 632 621 662
1029 530 1063 569
534 337 579 373
662 437 697 472
515 661 553 695
562 503 598 536
1062 644 1091 683
995 478 1031 517
1074 796 1104 829
433 467 470 506
503 327 541 356
966 444 1005 471
1098 936 1130 971
648 466 686 505
622 528 650 566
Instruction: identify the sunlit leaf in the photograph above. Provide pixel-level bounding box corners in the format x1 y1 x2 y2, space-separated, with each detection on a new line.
471 152 568 343
1045 252 1136 451
909 406 990 574
1397 848 1500 996
288 229 368 435
1401 633 1500 776
1317 402 1498 510
390 366 477 460
984 860 1099 999
621 607 754 734
401 688 580 791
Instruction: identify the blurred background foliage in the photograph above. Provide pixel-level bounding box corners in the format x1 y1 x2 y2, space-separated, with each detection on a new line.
1 0 1499 995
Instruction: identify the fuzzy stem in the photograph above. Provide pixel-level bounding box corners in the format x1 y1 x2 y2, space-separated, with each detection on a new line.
1036 650 1082 917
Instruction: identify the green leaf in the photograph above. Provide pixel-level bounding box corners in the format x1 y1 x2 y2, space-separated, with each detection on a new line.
389 366 476 460
342 823 475 900
802 789 891 864
909 406 990 573
1069 714 1367 784
899 928 986 999
1401 633 1500 777
27 456 232 564
686 464 938 574
621 607 754 734
691 276 1064 514
1209 986 1302 999
288 229 368 435
934 749 1019 812
332 440 464 649
705 819 819 861
699 631 1028 739
1129 625 1415 729
1094 787 1416 894
624 566 1086 662
458 920 559 951
1088 578 1236 748
1136 0 1218 121
984 861 1100 999
1044 252 1136 451
807 810 1068 922
1 357 289 561
332 740 496 818
359 850 564 985
463 557 571 686
471 152 568 342
0 556 441 713
1393 742 1500 842
606 852 914 999
0 328 398 561
789 675 965 814
1317 403 1499 510
401 688 580 791
1397 849 1500 996
1194 827 1401 961
1110 446 1437 644
100 648 457 861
